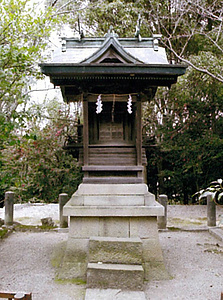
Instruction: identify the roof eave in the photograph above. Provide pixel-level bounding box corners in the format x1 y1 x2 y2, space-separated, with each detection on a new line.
40 63 187 77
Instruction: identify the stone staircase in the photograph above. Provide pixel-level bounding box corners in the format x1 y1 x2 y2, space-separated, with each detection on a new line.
86 236 144 291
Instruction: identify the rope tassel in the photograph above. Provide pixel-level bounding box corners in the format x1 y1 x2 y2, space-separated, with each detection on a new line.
96 94 103 114
127 94 132 114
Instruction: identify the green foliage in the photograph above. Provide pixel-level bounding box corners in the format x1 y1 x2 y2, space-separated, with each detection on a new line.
0 0 57 117
0 0 58 154
0 228 9 239
1 100 83 203
0 0 65 201
144 60 223 203
57 0 148 37
83 0 144 37
194 179 223 205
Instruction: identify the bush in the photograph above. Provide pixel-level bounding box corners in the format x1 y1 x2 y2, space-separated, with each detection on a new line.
0 105 83 203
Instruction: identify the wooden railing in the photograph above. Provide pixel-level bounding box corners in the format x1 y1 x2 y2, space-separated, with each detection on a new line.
0 292 32 300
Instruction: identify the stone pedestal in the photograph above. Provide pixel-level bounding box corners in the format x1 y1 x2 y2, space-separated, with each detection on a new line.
58 184 168 285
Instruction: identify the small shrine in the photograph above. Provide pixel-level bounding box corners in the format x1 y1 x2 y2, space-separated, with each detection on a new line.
40 28 186 291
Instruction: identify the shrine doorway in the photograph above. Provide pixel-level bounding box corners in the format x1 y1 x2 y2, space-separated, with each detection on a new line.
89 98 136 146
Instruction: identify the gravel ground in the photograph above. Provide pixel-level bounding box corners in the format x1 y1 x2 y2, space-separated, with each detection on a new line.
0 231 85 300
0 204 223 300
146 231 223 300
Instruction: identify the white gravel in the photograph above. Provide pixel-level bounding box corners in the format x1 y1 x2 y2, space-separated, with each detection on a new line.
146 231 223 300
0 204 223 299
0 231 85 300
0 203 60 225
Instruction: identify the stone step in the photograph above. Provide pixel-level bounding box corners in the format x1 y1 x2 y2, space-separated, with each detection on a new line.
83 177 144 184
87 263 144 290
81 195 145 206
76 183 149 195
88 237 142 265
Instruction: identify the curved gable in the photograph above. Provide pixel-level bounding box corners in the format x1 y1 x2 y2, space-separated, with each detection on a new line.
81 35 143 64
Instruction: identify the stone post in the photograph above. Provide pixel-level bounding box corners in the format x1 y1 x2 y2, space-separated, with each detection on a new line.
4 191 15 226
157 194 167 229
207 194 216 227
59 193 68 228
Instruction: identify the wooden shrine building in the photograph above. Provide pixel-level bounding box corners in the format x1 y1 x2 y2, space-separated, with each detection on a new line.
41 30 186 185
40 29 186 290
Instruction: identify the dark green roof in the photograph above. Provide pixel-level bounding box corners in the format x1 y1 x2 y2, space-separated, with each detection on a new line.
40 33 187 98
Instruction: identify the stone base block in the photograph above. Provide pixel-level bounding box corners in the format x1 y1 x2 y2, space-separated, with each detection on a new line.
143 261 171 281
82 195 145 206
64 205 164 217
130 217 158 238
59 183 167 284
57 261 87 281
88 237 142 264
65 183 161 209
69 216 160 239
77 183 149 195
142 238 164 262
57 238 88 280
87 263 144 290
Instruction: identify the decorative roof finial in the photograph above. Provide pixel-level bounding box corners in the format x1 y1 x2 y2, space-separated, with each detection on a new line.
152 34 162 51
135 13 142 42
78 14 84 40
106 25 118 37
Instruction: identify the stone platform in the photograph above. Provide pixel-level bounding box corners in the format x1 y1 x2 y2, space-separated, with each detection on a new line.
58 184 169 288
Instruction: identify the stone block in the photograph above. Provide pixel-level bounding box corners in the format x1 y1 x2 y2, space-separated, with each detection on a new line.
83 195 145 206
57 238 88 280
64 238 88 262
99 217 129 238
77 183 148 195
69 194 84 206
129 217 158 238
87 263 144 290
157 195 167 229
69 217 100 238
57 261 87 281
88 237 142 264
144 192 156 206
41 217 54 227
143 261 170 281
141 238 164 262
64 205 164 217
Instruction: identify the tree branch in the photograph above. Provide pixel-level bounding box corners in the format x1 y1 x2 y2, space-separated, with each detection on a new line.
163 40 223 83
23 87 60 97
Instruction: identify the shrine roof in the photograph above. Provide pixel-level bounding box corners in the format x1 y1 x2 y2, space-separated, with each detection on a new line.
40 32 187 97
50 34 169 65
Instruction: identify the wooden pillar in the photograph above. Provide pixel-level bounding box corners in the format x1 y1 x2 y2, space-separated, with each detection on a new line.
83 93 89 166
136 94 142 166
